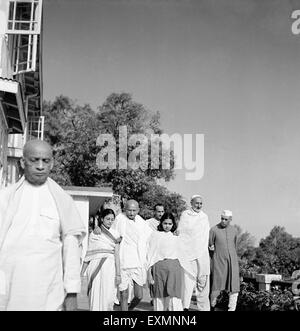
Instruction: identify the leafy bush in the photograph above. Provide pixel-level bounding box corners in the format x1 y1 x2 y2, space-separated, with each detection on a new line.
239 258 261 277
215 282 296 311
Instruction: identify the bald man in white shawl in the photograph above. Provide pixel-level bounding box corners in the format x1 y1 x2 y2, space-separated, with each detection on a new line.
177 195 210 311
0 140 86 311
111 199 153 311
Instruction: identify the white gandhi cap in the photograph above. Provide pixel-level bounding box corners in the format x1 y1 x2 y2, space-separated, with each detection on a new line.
191 194 202 201
221 210 233 218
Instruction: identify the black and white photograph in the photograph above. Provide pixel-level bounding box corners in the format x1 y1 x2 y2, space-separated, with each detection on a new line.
0 0 300 316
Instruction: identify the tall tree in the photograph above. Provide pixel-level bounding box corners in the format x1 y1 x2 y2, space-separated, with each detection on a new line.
253 226 300 277
233 225 258 275
96 92 176 199
96 92 175 184
234 224 256 259
43 93 185 217
43 96 103 186
139 183 187 220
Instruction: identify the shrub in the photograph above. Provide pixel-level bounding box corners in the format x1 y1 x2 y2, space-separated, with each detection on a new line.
215 282 296 311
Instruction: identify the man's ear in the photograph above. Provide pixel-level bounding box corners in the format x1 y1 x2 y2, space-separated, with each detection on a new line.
50 158 54 171
20 158 25 170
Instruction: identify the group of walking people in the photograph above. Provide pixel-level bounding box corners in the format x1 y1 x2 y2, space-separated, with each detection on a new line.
0 139 239 311
83 196 240 311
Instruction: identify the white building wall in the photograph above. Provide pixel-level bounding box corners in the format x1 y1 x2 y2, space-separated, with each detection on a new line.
0 0 13 186
0 103 8 188
72 196 90 263
0 0 13 78
7 134 24 157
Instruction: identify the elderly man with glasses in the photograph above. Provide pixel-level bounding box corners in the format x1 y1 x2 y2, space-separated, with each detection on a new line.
209 210 240 311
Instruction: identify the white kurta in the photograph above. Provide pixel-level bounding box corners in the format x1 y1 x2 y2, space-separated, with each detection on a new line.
146 218 160 232
0 181 81 311
111 213 152 288
177 209 210 277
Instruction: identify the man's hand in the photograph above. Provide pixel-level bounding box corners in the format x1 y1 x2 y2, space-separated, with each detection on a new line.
93 225 102 235
63 293 78 311
208 245 215 251
148 274 155 285
147 271 155 286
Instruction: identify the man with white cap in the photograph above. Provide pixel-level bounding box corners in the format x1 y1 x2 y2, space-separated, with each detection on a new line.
177 195 210 311
209 210 240 311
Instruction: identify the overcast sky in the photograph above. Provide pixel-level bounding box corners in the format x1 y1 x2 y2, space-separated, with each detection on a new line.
43 0 300 243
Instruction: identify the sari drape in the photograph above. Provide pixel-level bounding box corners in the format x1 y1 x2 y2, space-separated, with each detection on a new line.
84 226 120 311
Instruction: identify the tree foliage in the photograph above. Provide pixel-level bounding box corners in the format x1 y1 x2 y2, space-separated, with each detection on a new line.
43 96 103 186
234 224 256 259
233 225 258 276
138 183 187 220
43 93 185 217
252 226 300 277
96 92 175 183
234 225 300 278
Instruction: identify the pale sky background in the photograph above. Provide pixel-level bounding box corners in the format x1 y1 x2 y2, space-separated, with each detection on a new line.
43 0 300 243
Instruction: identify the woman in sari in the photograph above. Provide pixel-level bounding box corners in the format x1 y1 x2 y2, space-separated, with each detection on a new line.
81 208 122 311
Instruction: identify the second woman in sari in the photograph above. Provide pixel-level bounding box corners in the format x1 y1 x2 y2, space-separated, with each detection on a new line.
81 208 122 311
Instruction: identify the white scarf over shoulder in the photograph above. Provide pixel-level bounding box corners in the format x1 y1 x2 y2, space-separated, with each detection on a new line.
112 213 153 270
146 231 179 269
177 208 210 277
0 177 86 250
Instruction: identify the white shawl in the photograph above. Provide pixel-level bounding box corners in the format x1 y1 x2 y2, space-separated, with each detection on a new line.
112 213 153 271
177 208 210 277
147 231 181 269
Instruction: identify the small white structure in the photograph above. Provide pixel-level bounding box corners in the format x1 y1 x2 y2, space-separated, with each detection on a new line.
64 186 114 259
255 274 282 291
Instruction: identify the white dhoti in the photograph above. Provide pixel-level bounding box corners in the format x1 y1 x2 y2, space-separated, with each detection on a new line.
182 261 210 311
112 213 153 292
119 267 145 291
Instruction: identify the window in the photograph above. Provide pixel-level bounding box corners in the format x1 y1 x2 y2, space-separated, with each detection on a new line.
7 0 42 35
27 115 44 140
6 1 42 74
11 33 37 74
